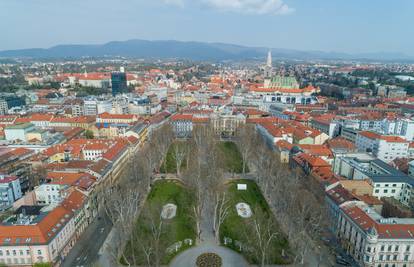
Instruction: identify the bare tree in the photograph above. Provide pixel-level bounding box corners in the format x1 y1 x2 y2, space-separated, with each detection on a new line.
151 124 174 172
103 186 142 266
212 191 230 243
245 208 280 267
172 141 189 177
182 162 204 242
235 124 257 174
27 164 47 190
142 202 168 267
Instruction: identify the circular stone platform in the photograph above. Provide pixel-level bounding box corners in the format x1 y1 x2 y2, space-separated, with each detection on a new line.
161 203 177 219
196 253 222 267
236 203 252 218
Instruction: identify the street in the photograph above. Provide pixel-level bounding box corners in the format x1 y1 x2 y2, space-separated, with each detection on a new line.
61 213 112 267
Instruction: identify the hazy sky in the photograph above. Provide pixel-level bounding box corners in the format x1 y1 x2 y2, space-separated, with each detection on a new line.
1 0 413 55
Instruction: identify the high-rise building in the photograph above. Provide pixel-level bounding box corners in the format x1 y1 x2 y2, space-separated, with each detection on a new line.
111 68 127 96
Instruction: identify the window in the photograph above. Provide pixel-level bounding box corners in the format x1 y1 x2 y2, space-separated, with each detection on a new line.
393 255 397 260
404 255 409 261
375 189 380 193
384 189 388 193
37 250 41 255
379 254 384 260
407 245 411 252
395 245 399 252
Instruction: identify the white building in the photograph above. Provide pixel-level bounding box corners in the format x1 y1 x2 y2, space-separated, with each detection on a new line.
83 100 98 116
170 114 194 137
356 131 409 162
333 153 414 207
337 201 414 267
0 175 22 211
34 184 65 205
0 206 76 266
4 123 35 142
383 118 414 142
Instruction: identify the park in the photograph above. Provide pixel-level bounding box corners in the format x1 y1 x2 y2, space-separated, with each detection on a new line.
117 124 293 267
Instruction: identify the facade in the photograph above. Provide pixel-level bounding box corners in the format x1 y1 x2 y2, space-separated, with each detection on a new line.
111 72 127 96
0 206 76 266
4 123 35 142
0 175 22 211
337 201 414 267
333 153 414 207
210 113 246 137
83 100 98 116
170 114 194 137
356 131 409 163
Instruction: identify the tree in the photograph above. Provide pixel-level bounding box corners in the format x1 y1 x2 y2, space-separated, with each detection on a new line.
235 124 257 174
27 164 47 190
182 161 204 242
212 191 230 243
151 124 174 172
103 186 142 266
245 208 280 267
172 141 189 177
85 129 94 139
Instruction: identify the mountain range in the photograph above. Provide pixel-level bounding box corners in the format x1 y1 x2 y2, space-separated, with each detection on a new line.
0 39 412 62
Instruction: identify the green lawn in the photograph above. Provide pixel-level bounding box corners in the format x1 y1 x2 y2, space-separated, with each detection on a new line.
217 141 248 173
220 179 292 265
121 180 196 265
160 142 188 174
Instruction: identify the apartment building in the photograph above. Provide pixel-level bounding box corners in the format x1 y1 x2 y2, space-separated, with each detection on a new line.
356 131 409 162
337 201 414 267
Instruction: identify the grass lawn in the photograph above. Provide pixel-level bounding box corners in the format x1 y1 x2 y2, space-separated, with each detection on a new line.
220 179 292 265
217 141 248 173
121 180 196 265
160 142 188 174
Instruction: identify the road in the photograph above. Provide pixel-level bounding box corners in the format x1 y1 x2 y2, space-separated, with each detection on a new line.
61 213 112 267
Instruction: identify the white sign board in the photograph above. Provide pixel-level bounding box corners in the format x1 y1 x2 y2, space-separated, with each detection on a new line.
237 184 247 190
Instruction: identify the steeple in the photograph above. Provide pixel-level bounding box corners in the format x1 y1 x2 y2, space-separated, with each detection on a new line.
266 50 272 68
264 50 273 79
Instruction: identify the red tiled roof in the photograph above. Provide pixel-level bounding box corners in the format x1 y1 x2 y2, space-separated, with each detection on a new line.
359 131 408 143
342 204 414 239
0 206 73 245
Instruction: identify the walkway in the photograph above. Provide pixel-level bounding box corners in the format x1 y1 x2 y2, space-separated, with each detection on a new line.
170 180 249 267
170 242 249 267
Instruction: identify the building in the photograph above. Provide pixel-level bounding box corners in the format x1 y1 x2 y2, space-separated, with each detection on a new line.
0 205 76 266
263 50 273 78
333 153 414 207
4 123 35 142
96 113 139 124
356 131 409 163
210 112 246 137
0 175 22 211
337 201 414 267
0 99 8 115
111 70 127 96
83 100 97 116
170 114 194 137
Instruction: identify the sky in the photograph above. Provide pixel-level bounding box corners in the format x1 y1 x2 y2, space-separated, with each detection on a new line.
0 0 413 56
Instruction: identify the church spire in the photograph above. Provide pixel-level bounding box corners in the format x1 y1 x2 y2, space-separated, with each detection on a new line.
266 50 272 68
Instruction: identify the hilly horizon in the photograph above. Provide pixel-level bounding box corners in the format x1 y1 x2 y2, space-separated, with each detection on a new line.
0 39 412 62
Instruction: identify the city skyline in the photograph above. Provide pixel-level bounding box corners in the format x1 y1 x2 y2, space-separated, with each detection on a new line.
1 0 413 56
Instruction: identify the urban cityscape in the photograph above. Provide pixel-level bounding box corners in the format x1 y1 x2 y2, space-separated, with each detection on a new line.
1 1 414 267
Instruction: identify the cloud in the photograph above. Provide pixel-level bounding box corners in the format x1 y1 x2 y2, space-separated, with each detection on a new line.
162 0 185 8
160 0 294 15
201 0 294 15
